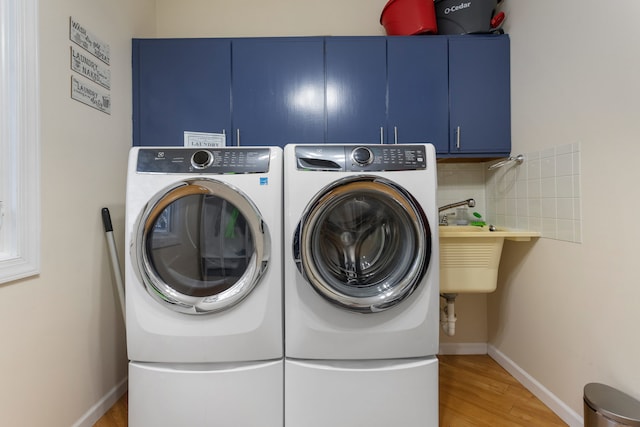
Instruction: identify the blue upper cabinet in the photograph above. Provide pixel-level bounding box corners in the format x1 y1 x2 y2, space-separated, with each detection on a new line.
132 35 511 157
387 36 449 150
132 38 231 147
325 37 387 144
232 37 325 147
447 35 511 157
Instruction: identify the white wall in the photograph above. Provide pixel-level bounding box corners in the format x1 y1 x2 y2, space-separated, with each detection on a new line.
0 1 154 426
490 0 640 420
155 0 390 37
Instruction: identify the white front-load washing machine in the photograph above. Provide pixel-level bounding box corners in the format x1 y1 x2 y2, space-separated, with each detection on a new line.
284 144 439 427
125 147 283 427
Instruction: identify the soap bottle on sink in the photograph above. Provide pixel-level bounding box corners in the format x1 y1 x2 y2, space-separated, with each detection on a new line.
455 207 468 225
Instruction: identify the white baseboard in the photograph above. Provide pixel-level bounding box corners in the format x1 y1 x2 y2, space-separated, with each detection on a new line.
488 345 583 427
438 342 488 355
72 377 128 427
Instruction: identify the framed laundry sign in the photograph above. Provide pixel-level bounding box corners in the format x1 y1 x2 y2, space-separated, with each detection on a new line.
69 17 111 114
184 131 226 148
71 75 111 114
70 45 111 89
69 17 110 65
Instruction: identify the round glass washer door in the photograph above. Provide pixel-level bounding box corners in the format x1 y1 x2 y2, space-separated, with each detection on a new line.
294 176 431 313
133 178 270 314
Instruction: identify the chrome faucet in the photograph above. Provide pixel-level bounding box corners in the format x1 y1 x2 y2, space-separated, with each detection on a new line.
438 198 475 225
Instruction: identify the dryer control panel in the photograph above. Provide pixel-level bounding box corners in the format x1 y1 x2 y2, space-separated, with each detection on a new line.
136 148 271 174
295 145 428 172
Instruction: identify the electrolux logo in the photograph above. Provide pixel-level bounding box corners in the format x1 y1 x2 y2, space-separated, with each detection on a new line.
444 1 472 14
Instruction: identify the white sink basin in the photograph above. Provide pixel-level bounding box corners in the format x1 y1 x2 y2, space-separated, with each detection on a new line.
439 225 540 293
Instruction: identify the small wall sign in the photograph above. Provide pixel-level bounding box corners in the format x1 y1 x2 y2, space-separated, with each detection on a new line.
70 45 111 89
69 17 110 65
71 75 111 115
184 131 226 147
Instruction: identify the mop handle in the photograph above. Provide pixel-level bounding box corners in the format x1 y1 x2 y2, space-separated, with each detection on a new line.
101 208 126 321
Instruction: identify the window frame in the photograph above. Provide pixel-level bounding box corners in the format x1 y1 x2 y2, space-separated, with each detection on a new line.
0 0 40 284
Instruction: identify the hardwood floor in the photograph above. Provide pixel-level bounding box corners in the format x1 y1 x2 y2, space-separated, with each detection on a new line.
94 355 567 426
439 355 567 426
93 393 127 427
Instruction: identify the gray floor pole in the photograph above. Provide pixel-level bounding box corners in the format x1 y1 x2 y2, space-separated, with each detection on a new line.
102 208 126 322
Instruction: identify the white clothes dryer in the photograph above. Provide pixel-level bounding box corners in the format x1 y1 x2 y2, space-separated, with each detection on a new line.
283 144 439 427
125 147 283 427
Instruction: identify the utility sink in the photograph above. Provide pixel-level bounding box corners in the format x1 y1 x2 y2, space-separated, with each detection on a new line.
439 226 540 293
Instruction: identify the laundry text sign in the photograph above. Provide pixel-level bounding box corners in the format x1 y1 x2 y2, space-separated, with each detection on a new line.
70 46 111 89
184 131 226 148
69 17 110 65
71 75 111 115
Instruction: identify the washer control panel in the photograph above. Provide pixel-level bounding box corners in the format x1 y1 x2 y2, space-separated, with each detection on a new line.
137 148 271 174
295 145 428 172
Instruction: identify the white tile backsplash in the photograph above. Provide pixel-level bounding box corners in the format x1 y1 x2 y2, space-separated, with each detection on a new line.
437 143 582 243
556 175 573 198
556 153 573 176
540 156 556 178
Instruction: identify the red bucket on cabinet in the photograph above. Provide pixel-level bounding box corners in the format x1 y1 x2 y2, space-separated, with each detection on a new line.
380 0 438 35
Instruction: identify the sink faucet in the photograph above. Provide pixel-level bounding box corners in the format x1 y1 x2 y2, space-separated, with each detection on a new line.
439 198 476 213
438 198 476 225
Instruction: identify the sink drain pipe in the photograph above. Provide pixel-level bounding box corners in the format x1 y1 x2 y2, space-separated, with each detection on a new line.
440 293 458 336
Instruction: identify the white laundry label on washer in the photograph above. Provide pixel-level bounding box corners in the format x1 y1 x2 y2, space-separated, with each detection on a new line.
184 131 225 148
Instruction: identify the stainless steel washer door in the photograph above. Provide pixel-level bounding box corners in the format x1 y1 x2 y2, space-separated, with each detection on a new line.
133 178 270 314
294 176 431 313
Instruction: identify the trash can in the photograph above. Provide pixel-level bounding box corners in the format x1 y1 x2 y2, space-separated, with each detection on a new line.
584 383 640 427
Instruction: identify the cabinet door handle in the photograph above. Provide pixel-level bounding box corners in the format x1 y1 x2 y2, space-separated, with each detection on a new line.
394 126 398 145
456 126 461 150
380 127 384 144
236 129 241 146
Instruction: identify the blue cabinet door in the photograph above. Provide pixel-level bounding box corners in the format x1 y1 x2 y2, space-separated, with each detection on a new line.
325 37 387 144
132 38 231 146
232 38 325 147
448 35 511 157
387 37 449 150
